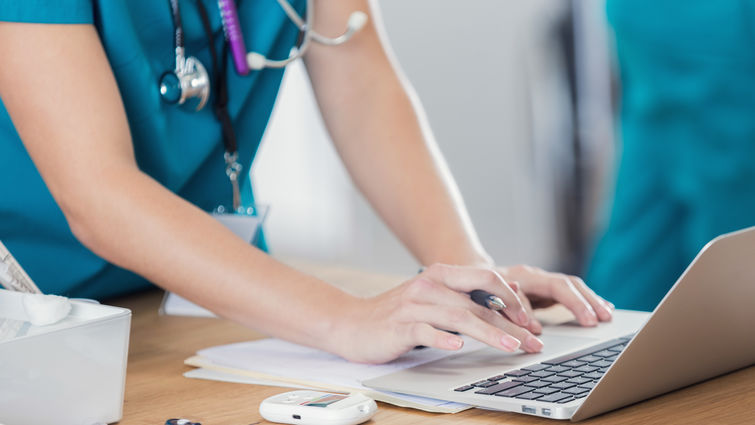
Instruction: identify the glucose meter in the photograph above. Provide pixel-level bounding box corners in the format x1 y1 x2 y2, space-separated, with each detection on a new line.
259 390 377 425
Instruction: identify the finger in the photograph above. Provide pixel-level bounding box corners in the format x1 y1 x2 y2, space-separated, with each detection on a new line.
404 303 543 353
546 276 599 326
504 267 600 327
402 323 464 352
422 263 532 327
507 280 520 293
568 276 613 322
471 303 544 353
513 282 542 335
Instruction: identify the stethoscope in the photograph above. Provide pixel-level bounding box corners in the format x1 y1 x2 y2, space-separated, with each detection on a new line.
158 0 367 213
158 0 368 112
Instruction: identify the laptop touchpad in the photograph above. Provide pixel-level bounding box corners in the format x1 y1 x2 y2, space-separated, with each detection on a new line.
420 334 598 374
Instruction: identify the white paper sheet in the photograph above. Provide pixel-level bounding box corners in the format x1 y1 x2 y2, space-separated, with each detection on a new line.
192 337 482 412
185 367 311 389
160 292 217 317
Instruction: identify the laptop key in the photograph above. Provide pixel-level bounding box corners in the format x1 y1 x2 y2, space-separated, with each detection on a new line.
521 363 549 372
537 392 573 403
474 381 522 395
574 365 599 373
472 380 498 388
542 375 567 383
528 370 555 378
593 350 615 357
591 360 613 368
533 387 559 395
514 391 543 400
608 345 625 353
525 380 552 388
512 375 538 383
494 385 535 398
454 385 474 392
563 386 590 395
557 370 583 378
605 355 618 361
558 396 576 404
580 382 597 390
545 365 569 373
566 377 591 385
486 374 507 381
583 372 604 380
561 360 586 368
578 355 602 363
549 381 576 390
504 369 531 377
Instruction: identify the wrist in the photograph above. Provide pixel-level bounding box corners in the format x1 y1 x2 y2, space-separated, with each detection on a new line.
419 249 494 269
320 294 369 361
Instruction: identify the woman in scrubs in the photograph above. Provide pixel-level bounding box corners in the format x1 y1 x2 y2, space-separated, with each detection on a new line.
587 0 755 311
0 0 612 363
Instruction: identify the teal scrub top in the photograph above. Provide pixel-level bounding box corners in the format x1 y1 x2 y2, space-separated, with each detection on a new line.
0 0 303 299
586 0 755 311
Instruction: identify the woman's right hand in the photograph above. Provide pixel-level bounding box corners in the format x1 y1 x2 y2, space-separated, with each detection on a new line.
329 263 545 364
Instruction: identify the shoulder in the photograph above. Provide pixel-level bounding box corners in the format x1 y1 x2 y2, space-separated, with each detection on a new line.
0 0 93 24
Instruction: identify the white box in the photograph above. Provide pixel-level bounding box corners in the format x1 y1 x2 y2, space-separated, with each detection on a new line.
0 293 131 425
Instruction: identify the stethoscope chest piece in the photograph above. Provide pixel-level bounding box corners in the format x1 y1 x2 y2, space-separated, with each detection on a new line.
159 49 210 111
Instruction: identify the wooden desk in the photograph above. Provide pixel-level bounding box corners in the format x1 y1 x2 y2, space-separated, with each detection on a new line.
112 263 755 425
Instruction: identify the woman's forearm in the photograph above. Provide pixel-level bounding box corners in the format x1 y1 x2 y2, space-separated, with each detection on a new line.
305 1 491 267
330 74 491 267
68 166 354 351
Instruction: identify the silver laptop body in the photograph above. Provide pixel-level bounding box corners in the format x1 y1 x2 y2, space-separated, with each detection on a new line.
363 227 755 420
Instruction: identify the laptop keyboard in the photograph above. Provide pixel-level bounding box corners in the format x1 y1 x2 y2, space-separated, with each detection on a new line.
453 335 632 404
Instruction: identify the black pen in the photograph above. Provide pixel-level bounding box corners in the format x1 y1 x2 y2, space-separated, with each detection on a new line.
417 268 506 311
470 289 506 311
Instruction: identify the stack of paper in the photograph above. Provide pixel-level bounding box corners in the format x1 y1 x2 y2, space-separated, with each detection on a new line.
185 337 486 413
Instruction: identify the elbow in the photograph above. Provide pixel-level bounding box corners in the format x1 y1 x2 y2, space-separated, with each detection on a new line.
58 193 105 257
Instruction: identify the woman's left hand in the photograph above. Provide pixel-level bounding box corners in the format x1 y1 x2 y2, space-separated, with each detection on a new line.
496 265 615 335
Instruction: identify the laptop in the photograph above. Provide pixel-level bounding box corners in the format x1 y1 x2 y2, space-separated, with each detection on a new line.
363 226 755 420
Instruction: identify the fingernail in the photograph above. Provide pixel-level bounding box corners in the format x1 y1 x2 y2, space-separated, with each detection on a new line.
531 320 543 335
525 335 544 352
501 335 521 351
585 310 598 326
599 305 613 320
448 336 463 349
518 310 530 326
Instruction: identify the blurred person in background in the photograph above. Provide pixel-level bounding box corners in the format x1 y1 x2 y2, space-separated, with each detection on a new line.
587 0 755 311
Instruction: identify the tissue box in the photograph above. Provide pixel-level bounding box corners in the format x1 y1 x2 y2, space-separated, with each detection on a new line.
0 294 131 425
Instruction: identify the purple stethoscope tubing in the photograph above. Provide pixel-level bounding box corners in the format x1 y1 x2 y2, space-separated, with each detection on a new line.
217 0 250 75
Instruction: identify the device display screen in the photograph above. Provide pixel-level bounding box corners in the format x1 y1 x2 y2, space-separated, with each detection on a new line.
300 394 348 408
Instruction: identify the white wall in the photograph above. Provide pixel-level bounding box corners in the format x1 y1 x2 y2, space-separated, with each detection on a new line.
252 1 611 274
